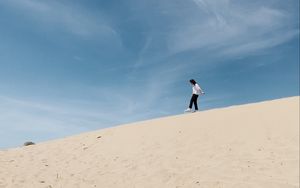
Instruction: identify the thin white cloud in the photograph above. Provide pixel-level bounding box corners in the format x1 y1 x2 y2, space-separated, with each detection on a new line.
167 0 299 56
221 30 299 56
133 36 153 69
1 0 118 38
0 95 107 120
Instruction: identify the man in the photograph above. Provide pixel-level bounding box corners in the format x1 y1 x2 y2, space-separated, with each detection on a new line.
184 79 205 112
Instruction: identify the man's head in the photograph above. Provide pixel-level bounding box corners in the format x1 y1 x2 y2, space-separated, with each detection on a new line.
189 79 196 85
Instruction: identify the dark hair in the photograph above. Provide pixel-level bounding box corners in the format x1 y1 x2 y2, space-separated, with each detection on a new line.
189 79 196 85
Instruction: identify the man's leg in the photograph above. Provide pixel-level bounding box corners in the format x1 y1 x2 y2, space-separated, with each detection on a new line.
194 95 199 110
189 95 194 109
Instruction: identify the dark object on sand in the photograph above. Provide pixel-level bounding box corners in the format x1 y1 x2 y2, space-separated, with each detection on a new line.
23 141 35 146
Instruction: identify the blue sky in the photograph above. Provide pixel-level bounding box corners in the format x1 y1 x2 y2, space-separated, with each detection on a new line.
0 0 299 148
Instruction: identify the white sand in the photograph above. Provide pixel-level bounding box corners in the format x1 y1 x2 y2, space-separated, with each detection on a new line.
0 96 299 188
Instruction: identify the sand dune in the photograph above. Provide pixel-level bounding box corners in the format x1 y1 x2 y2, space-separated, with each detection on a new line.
0 96 299 188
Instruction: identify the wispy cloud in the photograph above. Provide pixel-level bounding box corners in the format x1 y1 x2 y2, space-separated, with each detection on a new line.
1 0 118 38
167 0 299 56
221 30 299 56
0 95 121 128
133 36 153 69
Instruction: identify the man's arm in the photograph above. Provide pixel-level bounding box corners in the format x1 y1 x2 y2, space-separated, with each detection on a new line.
197 84 205 95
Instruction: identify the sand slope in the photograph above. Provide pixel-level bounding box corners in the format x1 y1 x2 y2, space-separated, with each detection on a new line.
0 97 299 188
